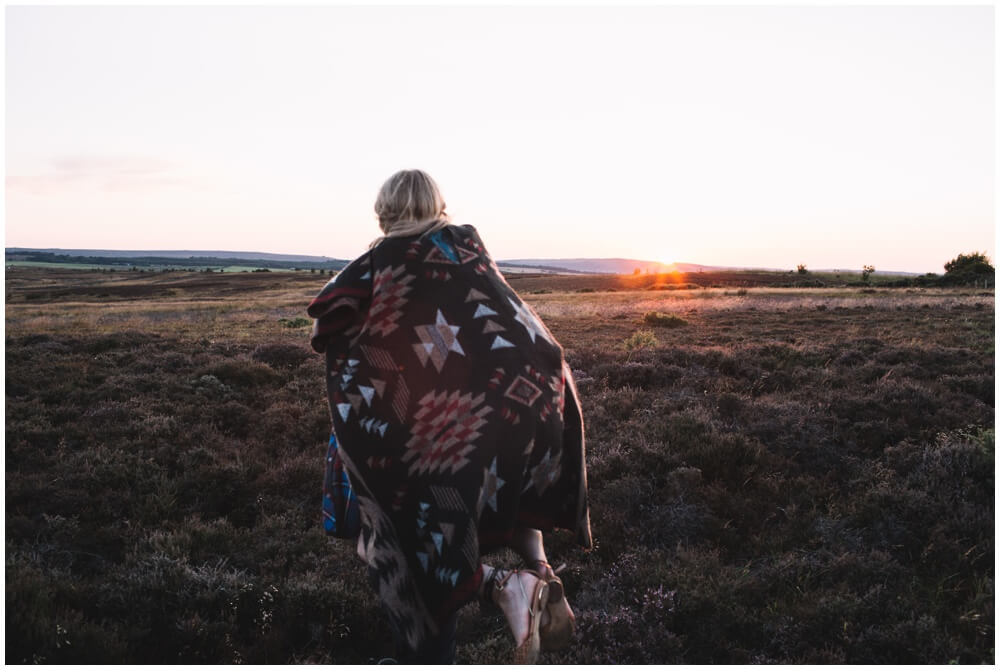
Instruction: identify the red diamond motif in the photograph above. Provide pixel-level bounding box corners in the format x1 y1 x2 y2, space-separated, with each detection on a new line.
367 265 413 337
403 390 491 475
504 375 543 407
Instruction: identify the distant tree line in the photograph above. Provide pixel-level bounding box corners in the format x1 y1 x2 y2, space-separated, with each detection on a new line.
908 252 994 288
792 252 993 288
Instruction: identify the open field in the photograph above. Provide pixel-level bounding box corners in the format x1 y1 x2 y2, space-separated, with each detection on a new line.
5 267 995 663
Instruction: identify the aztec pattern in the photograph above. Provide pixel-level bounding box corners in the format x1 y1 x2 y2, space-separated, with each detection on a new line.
308 224 592 653
322 432 361 537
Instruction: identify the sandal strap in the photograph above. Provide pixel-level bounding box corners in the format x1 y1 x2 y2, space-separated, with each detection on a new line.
529 560 567 579
515 572 533 618
492 567 541 593
495 569 516 590
481 567 506 607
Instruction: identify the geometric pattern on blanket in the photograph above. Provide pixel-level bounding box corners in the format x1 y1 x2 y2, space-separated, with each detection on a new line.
307 223 593 655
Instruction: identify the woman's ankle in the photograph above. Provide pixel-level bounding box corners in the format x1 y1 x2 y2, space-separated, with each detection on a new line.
479 564 497 605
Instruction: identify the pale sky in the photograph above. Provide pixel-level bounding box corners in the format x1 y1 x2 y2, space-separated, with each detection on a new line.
4 4 995 272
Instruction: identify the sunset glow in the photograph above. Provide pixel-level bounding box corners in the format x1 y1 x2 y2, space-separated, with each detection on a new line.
4 5 995 273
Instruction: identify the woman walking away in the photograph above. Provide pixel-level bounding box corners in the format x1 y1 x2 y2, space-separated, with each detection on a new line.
308 170 592 663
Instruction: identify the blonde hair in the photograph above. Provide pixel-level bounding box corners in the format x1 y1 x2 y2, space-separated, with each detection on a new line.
371 170 451 247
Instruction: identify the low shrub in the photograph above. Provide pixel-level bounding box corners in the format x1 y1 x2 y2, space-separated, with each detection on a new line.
643 311 688 328
278 317 312 328
647 282 702 291
623 329 659 354
199 359 282 389
592 361 685 390
252 343 311 369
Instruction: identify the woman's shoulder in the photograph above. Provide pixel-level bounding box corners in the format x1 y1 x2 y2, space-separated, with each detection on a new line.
308 251 372 312
453 223 479 237
450 224 486 248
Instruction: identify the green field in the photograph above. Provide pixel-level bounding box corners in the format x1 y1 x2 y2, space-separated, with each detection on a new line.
6 260 121 270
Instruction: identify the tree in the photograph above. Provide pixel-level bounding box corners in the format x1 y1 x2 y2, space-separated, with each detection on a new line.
797 264 808 274
943 251 994 285
861 265 875 282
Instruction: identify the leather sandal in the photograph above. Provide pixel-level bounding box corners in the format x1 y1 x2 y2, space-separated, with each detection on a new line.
491 568 550 664
530 560 576 651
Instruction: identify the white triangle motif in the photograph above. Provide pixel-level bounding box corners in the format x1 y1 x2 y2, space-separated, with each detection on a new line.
491 335 515 350
473 304 498 318
482 319 506 334
465 288 490 302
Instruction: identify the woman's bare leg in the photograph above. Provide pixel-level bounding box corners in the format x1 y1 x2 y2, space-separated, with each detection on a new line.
509 527 547 567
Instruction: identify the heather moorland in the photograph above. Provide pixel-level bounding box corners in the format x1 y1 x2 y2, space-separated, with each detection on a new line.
5 267 994 664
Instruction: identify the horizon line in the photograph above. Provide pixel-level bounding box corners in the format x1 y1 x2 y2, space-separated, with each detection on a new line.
4 245 948 275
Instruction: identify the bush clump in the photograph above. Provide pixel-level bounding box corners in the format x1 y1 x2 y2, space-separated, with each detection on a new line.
252 343 311 369
623 329 659 354
643 311 688 328
278 317 312 329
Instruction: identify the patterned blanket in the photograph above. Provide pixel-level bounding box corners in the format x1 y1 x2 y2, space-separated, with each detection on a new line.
308 224 592 651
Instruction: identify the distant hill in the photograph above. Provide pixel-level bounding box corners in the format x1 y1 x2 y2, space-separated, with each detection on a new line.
500 258 670 274
500 258 922 276
6 248 922 276
7 248 680 274
5 248 349 272
499 258 750 274
5 248 339 263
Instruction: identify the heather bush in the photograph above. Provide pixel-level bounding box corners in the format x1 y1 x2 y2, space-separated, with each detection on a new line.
252 342 311 369
643 311 688 328
199 359 282 388
278 317 311 328
593 361 682 389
